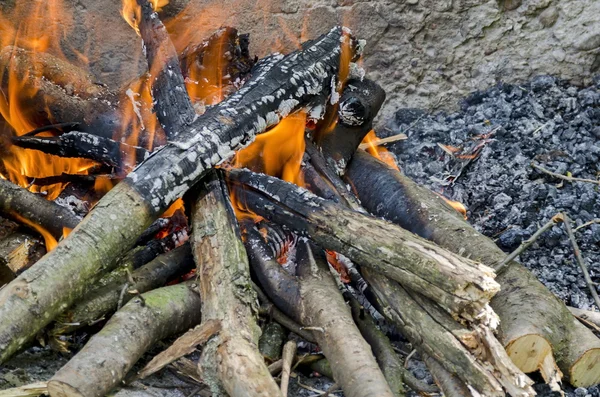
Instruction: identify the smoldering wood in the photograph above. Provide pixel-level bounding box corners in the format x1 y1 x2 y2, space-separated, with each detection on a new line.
227 168 499 322
12 131 149 170
0 5 350 361
47 281 202 397
344 149 600 387
317 78 385 174
245 226 395 397
0 47 120 138
191 171 282 397
51 242 194 336
26 173 117 188
0 178 80 239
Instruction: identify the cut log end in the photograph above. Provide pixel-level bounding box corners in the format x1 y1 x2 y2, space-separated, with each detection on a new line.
505 334 552 374
569 348 600 387
47 381 83 397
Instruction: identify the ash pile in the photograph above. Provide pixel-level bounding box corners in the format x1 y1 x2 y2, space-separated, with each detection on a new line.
384 76 600 395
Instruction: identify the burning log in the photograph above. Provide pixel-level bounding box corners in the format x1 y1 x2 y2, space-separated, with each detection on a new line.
190 171 281 396
0 1 351 362
12 131 149 170
47 281 202 397
0 178 80 240
50 242 194 336
227 168 499 323
244 225 395 397
344 150 600 388
0 47 119 138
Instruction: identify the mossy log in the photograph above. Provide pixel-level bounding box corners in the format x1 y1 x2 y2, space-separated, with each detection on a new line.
47 281 202 397
51 242 194 335
345 149 600 387
191 171 281 397
227 168 499 323
0 3 350 362
245 225 394 397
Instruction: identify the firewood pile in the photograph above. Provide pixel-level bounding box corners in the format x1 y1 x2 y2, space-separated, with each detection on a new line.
0 1 599 396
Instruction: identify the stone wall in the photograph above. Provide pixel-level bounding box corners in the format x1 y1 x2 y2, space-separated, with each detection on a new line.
3 0 600 122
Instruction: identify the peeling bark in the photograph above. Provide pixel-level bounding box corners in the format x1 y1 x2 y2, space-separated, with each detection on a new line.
191 171 281 397
227 168 499 322
345 149 600 387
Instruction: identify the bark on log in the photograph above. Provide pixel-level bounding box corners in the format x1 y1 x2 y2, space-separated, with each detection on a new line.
12 132 149 170
0 178 80 239
47 281 202 397
345 149 600 387
245 226 394 397
364 269 535 396
0 4 350 361
227 168 499 322
51 242 193 335
191 171 281 397
424 354 472 397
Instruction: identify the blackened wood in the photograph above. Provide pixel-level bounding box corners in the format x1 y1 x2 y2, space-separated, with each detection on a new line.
51 243 193 336
191 171 281 397
226 168 499 322
12 132 149 170
47 281 202 397
136 0 195 139
0 10 350 363
317 78 385 174
27 173 117 188
0 178 79 239
345 150 600 387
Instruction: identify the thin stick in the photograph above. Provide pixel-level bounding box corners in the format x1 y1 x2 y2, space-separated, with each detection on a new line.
280 340 297 397
532 163 600 186
574 219 600 232
357 133 407 150
497 213 564 271
563 213 600 309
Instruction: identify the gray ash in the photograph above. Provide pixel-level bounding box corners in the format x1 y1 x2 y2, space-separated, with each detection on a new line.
382 76 600 396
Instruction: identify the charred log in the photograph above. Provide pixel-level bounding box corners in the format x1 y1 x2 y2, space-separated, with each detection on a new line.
47 281 202 397
12 132 149 170
345 149 600 387
0 178 80 240
227 168 499 322
244 225 395 397
0 3 351 362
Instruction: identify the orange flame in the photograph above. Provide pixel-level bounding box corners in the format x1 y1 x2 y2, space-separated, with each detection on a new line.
0 1 98 200
361 130 400 171
11 213 58 252
441 196 468 220
121 0 169 34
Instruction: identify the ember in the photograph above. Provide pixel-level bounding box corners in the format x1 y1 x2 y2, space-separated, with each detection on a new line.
0 1 599 397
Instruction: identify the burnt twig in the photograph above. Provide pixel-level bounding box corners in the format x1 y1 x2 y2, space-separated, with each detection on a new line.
532 163 600 186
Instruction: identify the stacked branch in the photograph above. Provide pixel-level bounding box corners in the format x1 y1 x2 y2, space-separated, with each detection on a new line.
0 0 353 361
344 150 600 388
190 171 281 396
244 224 396 397
226 168 499 324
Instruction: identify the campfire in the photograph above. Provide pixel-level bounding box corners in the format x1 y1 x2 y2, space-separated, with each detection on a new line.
0 1 599 396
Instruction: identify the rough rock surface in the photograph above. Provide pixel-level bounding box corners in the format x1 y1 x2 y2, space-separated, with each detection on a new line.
3 0 600 124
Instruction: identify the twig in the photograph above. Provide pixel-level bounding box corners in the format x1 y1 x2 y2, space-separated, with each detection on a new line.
563 213 600 310
404 349 417 368
532 163 600 186
281 340 297 397
322 383 340 397
574 219 600 233
497 213 564 271
117 282 130 310
357 133 407 150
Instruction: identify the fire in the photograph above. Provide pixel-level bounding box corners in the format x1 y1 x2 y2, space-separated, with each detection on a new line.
121 0 169 34
0 1 98 201
361 130 400 171
440 196 468 220
11 213 58 252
